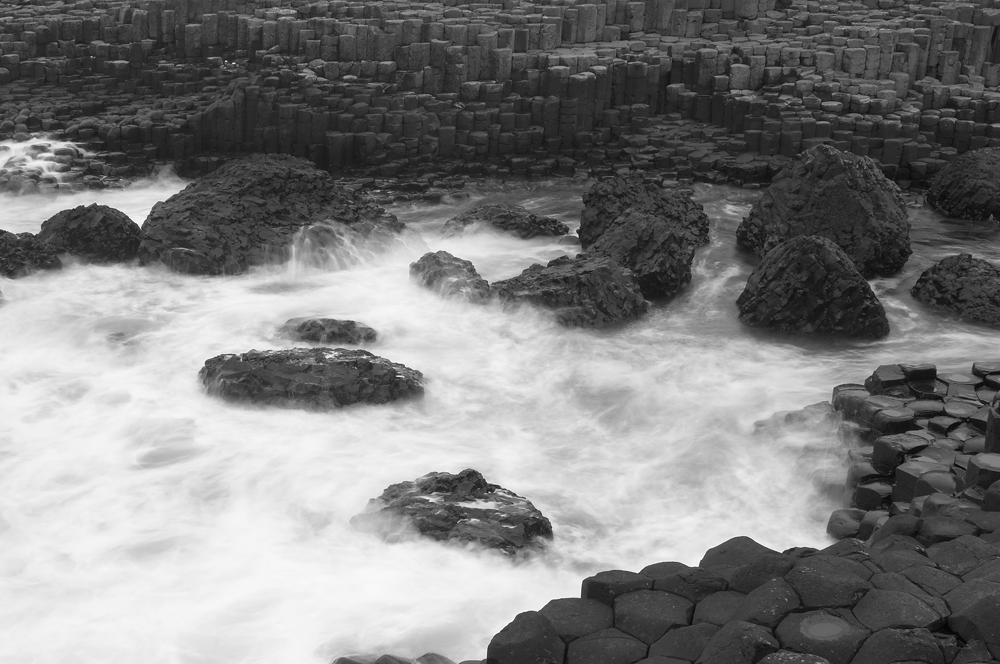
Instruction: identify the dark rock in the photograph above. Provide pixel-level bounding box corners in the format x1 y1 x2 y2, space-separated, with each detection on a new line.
732 579 802 628
784 559 872 608
566 628 648 664
758 652 831 664
948 595 1000 647
582 570 653 607
649 622 719 661
487 611 564 664
653 568 729 603
736 236 889 340
910 254 1000 328
36 203 141 263
729 554 796 594
827 510 866 539
640 561 693 581
700 537 781 573
736 145 911 278
443 203 568 239
579 177 709 249
0 230 61 278
409 251 490 303
967 453 1000 489
140 154 402 275
774 611 869 664
491 254 648 328
926 535 1000 575
849 628 944 664
986 481 1000 512
851 589 944 631
899 565 962 596
916 516 978 546
279 318 377 345
926 147 1000 221
538 598 613 642
614 589 694 644
943 579 1000 613
693 590 748 626
695 620 779 664
351 469 552 555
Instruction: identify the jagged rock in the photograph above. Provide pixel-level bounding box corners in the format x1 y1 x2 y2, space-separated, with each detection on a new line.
911 254 1000 327
736 145 911 277
36 203 141 262
578 179 710 299
279 318 377 345
736 236 890 340
409 251 490 302
0 230 61 278
579 177 710 248
491 254 648 328
350 469 552 555
198 347 422 409
442 202 569 239
926 147 1000 220
139 154 402 275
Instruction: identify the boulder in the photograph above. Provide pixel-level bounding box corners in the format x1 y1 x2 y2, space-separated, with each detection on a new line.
409 251 490 303
199 347 422 409
350 468 553 555
584 210 704 299
911 254 1000 327
579 177 710 249
491 255 648 328
442 203 569 239
736 145 910 277
36 203 141 262
139 154 402 275
279 318 377 345
0 230 61 278
736 236 890 339
926 147 1000 220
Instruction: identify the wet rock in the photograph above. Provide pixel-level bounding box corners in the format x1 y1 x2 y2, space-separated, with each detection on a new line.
926 147 1000 221
851 589 944 631
199 347 422 409
695 620 779 664
442 203 568 239
729 553 797 594
487 611 564 664
351 469 552 555
758 652 831 664
784 558 872 609
409 251 490 303
732 579 801 628
736 145 910 278
694 590 748 626
614 589 694 644
0 230 61 278
579 177 709 249
649 622 719 661
849 628 944 664
566 628 648 664
774 611 869 664
491 254 648 328
910 254 1000 328
583 570 653 606
653 568 729 603
538 598 613 642
736 236 889 339
37 203 141 263
279 318 377 345
140 154 402 275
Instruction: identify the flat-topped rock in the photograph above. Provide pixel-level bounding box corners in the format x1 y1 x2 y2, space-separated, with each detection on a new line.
198 347 422 410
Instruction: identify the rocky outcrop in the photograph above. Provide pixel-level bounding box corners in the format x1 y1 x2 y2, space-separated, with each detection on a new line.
579 177 710 249
139 154 403 275
36 204 141 263
926 147 1000 221
910 254 1000 328
278 318 377 345
409 250 490 303
199 348 422 410
491 254 648 328
0 230 61 278
351 468 553 555
736 145 911 278
737 236 890 339
442 203 569 239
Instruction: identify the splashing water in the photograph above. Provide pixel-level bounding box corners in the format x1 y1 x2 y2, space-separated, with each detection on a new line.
0 165 997 664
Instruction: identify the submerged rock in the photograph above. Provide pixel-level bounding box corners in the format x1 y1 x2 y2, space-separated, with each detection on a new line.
351 468 553 555
443 202 569 239
910 254 1000 328
199 348 422 409
37 203 141 263
737 236 890 339
279 318 377 345
579 177 710 249
409 250 490 303
736 145 911 277
140 154 402 275
0 230 62 278
491 254 648 328
927 147 1000 221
